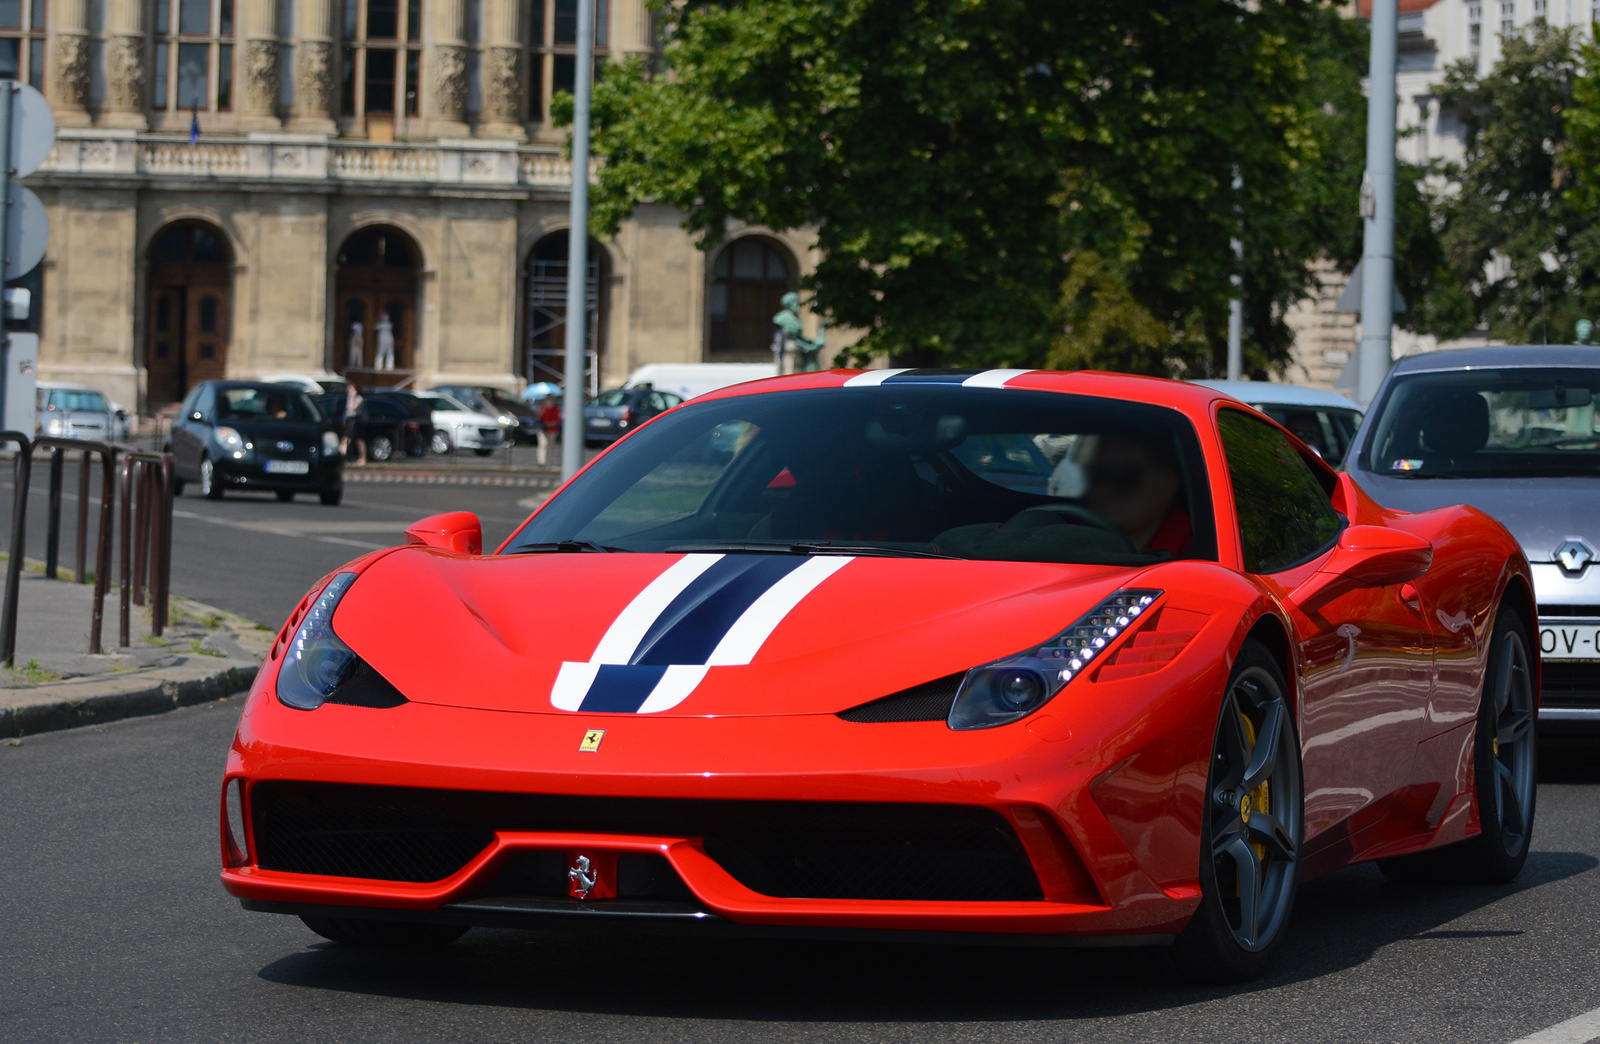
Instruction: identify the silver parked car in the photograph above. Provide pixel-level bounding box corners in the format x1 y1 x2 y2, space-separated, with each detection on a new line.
1344 345 1600 732
35 382 117 441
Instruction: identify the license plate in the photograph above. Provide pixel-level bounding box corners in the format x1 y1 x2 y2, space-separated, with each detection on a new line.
1539 619 1600 660
265 459 309 475
590 418 612 428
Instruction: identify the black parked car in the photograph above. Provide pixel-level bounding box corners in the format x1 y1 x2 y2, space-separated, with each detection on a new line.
168 382 344 504
363 391 434 458
312 394 427 462
584 386 683 446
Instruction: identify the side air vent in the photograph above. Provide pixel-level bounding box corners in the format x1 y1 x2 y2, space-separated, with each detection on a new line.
837 672 965 723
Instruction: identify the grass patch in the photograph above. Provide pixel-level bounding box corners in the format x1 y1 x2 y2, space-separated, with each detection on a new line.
190 638 225 658
9 659 61 683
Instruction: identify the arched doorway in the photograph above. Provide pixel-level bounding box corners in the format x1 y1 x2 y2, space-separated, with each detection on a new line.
708 236 795 360
335 226 420 384
147 221 232 407
524 232 606 397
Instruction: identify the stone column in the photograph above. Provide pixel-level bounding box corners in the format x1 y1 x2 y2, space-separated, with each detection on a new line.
47 0 91 126
477 0 523 138
427 0 470 136
290 0 338 133
238 0 282 128
99 0 147 128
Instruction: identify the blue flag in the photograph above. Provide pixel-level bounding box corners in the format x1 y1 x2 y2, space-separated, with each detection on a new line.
189 108 200 144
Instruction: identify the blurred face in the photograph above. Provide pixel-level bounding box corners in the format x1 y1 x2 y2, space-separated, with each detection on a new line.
1085 435 1181 549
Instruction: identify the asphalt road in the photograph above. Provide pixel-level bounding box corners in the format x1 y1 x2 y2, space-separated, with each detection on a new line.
1 468 546 628
1 704 1599 1043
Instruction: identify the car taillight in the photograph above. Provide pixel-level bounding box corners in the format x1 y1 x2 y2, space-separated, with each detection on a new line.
620 407 632 425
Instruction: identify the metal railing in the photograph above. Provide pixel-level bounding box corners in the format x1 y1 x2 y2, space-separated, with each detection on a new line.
33 437 117 654
0 434 173 665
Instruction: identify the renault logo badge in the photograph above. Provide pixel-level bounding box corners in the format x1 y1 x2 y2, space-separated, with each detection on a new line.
1554 538 1595 577
579 728 605 752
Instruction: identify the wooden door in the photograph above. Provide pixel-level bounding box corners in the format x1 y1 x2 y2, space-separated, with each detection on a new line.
335 283 414 382
186 286 230 385
147 287 185 406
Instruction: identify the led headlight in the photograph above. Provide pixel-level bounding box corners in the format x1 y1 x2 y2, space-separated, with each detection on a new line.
277 572 360 710
321 430 341 455
947 588 1162 730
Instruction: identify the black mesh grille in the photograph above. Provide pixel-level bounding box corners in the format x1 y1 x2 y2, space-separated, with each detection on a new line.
837 672 964 723
1539 661 1600 707
248 783 1040 901
252 783 495 882
327 660 408 708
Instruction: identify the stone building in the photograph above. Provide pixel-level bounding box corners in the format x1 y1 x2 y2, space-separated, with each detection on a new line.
24 0 822 412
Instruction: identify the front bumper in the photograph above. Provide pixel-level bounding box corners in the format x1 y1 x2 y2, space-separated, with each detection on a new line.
216 455 343 491
221 651 1227 942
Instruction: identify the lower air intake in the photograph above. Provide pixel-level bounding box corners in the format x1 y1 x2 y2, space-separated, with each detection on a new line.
248 783 1042 901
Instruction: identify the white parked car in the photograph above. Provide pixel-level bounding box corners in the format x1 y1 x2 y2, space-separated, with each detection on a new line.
1191 380 1364 462
418 393 506 456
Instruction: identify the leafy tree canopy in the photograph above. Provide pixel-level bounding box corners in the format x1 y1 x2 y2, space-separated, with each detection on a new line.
1424 24 1591 344
573 0 1397 375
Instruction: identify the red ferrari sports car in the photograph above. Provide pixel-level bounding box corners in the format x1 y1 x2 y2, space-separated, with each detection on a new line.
221 369 1537 980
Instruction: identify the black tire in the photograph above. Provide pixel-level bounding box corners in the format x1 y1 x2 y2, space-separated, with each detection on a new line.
1378 603 1536 885
275 490 295 502
172 479 186 495
368 434 394 462
199 455 224 500
1171 639 1303 982
299 915 467 948
319 487 343 506
473 448 493 457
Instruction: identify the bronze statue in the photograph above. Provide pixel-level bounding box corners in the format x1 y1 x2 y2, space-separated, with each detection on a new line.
773 291 826 372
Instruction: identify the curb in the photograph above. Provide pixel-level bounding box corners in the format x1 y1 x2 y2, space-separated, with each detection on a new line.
343 469 559 487
0 662 259 739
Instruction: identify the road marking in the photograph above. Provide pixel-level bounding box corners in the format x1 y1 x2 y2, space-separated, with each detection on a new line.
170 509 392 550
1509 1006 1600 1044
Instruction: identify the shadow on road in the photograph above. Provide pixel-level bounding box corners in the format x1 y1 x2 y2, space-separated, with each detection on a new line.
255 848 1596 1021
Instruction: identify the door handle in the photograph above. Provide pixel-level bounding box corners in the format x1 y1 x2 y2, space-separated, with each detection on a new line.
1398 583 1422 612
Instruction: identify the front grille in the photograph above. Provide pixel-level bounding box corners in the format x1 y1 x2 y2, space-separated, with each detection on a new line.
1540 661 1600 708
1540 605 1600 618
249 783 1041 901
837 672 965 723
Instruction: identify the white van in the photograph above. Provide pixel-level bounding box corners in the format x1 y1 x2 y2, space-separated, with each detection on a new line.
622 363 776 401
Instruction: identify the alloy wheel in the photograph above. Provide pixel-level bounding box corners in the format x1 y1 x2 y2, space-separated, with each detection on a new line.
1490 627 1535 856
1207 666 1301 952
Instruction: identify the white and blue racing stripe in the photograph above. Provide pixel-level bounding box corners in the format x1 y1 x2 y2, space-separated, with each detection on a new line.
551 554 852 714
842 368 1034 388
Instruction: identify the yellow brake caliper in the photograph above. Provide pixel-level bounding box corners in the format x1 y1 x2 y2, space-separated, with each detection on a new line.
1239 712 1270 862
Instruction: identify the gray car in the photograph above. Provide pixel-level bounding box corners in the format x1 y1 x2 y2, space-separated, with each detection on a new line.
1344 345 1600 732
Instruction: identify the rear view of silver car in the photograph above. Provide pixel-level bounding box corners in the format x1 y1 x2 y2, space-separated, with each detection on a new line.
1345 345 1600 732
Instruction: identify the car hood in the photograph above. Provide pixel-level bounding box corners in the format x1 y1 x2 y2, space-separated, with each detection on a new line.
1350 470 1600 563
334 548 1143 717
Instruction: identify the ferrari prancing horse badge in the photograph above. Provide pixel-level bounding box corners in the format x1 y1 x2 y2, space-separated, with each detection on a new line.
579 729 605 752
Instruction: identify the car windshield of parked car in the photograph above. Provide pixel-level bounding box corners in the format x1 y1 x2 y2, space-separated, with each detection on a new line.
1360 368 1600 478
45 389 108 412
592 389 631 407
507 387 1218 565
1252 405 1361 462
422 396 457 413
216 387 320 423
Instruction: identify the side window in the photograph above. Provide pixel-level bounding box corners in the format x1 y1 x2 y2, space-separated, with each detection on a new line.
1218 409 1343 573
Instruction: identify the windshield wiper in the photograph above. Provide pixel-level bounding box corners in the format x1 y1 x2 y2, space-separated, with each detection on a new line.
665 541 958 559
506 540 621 554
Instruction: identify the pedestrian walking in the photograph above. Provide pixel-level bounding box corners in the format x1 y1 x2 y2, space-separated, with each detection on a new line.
342 383 366 466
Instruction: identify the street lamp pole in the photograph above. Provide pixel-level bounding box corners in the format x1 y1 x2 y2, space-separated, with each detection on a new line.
1357 0 1398 406
560 0 596 481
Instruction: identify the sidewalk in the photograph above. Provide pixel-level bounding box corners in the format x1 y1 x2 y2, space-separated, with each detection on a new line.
0 569 270 739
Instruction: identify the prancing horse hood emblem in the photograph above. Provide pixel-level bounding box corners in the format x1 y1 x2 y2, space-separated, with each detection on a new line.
568 855 598 899
1554 538 1596 577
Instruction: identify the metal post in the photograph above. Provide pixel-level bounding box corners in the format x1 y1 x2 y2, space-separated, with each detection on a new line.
1226 167 1243 381
153 454 172 635
43 445 61 578
0 85 15 421
75 450 88 583
132 461 148 606
88 447 114 654
118 454 131 647
0 433 29 665
1357 0 1398 406
560 0 596 481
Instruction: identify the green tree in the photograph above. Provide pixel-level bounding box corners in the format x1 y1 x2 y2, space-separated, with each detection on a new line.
576 0 1391 374
1427 24 1589 344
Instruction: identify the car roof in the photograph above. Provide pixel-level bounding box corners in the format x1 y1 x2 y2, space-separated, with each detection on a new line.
1390 345 1600 373
1191 379 1363 411
36 381 104 393
209 381 308 393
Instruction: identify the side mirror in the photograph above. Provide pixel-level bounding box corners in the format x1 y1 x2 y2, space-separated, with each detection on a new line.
1290 525 1432 613
404 511 483 556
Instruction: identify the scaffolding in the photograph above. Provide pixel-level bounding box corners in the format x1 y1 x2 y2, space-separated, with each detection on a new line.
525 258 600 398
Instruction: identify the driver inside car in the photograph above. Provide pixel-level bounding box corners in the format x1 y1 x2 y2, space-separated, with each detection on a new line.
1084 433 1191 555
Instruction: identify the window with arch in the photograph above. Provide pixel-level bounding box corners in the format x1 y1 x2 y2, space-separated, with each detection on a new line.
154 0 235 111
708 237 793 358
0 0 45 90
526 0 608 124
341 0 422 123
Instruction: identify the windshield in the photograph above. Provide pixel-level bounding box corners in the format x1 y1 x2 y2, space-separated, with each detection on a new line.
506 387 1217 565
217 387 321 423
592 390 631 407
1360 368 1600 478
44 390 108 412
